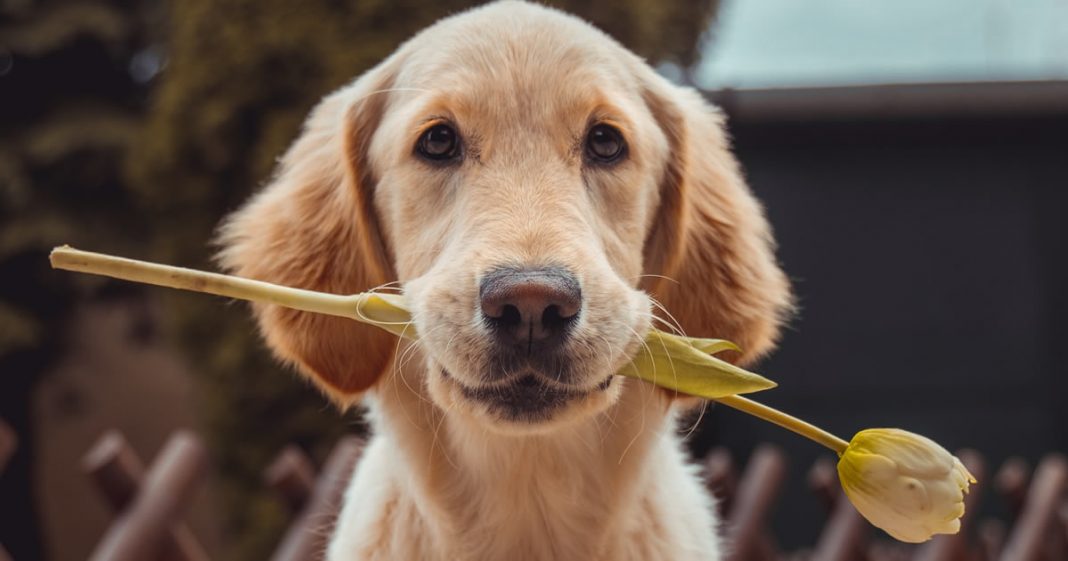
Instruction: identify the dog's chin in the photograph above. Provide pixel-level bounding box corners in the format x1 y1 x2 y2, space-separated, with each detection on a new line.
429 367 622 435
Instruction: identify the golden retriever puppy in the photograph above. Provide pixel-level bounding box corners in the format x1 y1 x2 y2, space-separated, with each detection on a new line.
218 1 791 559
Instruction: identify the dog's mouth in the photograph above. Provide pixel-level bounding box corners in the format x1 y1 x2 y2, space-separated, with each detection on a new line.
444 369 614 421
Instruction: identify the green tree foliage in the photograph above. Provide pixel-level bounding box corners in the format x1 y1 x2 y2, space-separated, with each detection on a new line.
0 1 158 557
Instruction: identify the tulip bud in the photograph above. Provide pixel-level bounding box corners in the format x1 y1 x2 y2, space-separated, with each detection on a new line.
837 428 976 543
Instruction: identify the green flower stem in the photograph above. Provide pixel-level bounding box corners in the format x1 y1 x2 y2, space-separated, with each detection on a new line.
50 245 363 320
52 246 843 448
714 394 849 455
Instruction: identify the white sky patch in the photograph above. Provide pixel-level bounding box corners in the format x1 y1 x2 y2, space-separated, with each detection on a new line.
696 0 1068 88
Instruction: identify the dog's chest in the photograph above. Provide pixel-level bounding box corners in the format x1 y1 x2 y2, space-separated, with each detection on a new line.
330 389 722 561
450 461 612 560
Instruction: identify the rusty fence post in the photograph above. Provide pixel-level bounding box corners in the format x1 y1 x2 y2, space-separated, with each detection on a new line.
265 445 317 514
724 444 786 561
87 430 209 561
995 458 1031 520
705 448 738 520
0 419 16 561
82 430 209 561
810 490 871 561
808 455 876 561
83 431 146 511
1060 502 1068 556
807 456 839 513
0 419 15 475
999 455 1068 561
269 437 365 561
978 519 1008 561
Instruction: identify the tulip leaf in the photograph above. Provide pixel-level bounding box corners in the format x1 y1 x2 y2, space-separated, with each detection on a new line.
686 337 741 356
618 330 777 398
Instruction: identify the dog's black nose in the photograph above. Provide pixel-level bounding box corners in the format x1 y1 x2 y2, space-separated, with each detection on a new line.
479 267 581 351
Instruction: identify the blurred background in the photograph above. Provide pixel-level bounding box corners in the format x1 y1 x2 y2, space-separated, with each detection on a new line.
1 0 1066 559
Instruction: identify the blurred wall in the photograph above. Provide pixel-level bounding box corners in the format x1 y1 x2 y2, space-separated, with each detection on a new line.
694 81 1068 547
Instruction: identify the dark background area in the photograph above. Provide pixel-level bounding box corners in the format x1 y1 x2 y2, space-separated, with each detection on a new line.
1 0 1066 559
697 89 1068 546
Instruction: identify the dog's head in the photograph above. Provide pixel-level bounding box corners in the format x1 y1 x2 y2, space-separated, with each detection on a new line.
218 1 791 431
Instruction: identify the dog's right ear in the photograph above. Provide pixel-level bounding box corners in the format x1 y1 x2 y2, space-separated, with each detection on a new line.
216 61 399 407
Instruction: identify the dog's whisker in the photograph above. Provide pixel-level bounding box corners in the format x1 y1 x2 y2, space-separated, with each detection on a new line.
391 322 452 414
392 332 456 414
681 400 710 440
352 86 433 108
365 280 405 293
428 398 461 472
647 295 688 339
646 313 685 337
632 273 680 285
615 322 661 465
616 397 647 466
567 423 597 456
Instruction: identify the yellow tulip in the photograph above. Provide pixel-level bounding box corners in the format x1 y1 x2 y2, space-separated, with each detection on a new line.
716 396 976 543
838 428 976 542
50 245 976 544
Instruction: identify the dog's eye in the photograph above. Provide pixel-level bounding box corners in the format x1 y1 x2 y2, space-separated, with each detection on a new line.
585 124 626 164
417 124 461 161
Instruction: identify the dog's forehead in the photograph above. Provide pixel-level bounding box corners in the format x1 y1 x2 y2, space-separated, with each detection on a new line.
391 3 639 117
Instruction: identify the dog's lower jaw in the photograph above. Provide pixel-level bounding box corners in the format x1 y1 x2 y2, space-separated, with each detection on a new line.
432 365 623 435
326 362 723 561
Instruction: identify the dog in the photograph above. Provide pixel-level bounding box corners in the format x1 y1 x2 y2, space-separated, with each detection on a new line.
218 2 791 559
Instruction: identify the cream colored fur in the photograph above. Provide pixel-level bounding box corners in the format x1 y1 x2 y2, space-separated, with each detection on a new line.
218 2 792 560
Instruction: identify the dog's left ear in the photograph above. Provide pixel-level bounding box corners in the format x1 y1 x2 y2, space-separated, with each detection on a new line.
216 61 400 407
640 77 793 366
